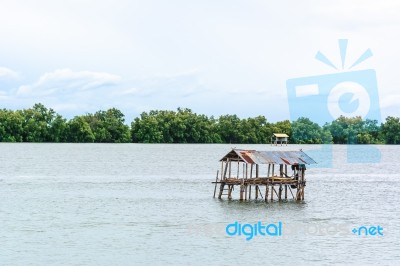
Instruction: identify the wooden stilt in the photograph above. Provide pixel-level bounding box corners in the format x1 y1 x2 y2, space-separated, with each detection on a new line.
255 185 259 199
249 185 251 200
288 186 295 199
228 160 231 178
278 184 282 201
213 170 219 198
228 185 233 199
296 186 301 201
240 179 244 200
218 183 224 199
285 185 288 200
256 165 259 178
223 160 229 180
271 186 274 201
265 185 269 202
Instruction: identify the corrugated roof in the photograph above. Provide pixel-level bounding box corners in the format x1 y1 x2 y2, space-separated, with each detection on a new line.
273 133 289 138
220 149 316 165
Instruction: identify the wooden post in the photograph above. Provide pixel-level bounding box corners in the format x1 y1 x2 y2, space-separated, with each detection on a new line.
213 170 219 198
218 183 224 199
280 164 283 177
256 164 259 178
278 184 282 201
223 160 229 180
221 162 223 179
228 160 231 178
296 186 301 201
271 186 274 201
285 185 288 200
267 164 271 177
255 185 259 199
237 161 239 178
249 185 251 200
299 166 305 200
272 164 275 177
265 185 269 202
289 186 295 199
228 185 233 200
285 165 288 177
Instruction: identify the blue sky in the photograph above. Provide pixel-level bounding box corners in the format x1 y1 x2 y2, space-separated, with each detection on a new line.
1 0 400 122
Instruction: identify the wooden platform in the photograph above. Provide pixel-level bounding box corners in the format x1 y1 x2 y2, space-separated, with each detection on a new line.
216 176 298 185
212 149 315 202
213 176 305 202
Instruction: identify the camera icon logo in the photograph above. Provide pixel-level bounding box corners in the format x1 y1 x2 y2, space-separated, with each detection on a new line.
286 39 381 166
286 40 380 124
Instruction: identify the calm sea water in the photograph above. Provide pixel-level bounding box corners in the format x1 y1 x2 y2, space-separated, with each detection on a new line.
0 144 399 265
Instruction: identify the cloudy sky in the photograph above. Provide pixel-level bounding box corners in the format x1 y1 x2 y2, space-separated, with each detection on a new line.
1 0 400 122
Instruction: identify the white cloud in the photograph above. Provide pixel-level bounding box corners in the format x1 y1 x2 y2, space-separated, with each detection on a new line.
0 67 19 79
1 1 400 120
115 70 205 98
16 69 121 97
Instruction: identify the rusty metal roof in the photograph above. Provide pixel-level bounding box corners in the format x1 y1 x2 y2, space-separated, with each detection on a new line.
220 149 316 165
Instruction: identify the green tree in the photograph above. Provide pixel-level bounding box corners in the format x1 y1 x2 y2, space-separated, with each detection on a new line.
217 115 242 143
0 109 24 142
131 108 221 143
381 116 400 144
131 111 163 143
325 116 366 144
291 117 332 144
48 114 68 142
84 108 130 143
19 103 57 142
67 116 95 142
324 116 383 144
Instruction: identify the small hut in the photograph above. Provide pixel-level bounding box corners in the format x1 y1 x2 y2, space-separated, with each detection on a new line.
212 149 316 202
271 133 289 146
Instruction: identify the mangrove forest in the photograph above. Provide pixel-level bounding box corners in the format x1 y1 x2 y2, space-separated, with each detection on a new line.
0 103 400 144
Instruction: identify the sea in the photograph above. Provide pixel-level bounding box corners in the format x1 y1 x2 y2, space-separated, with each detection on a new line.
0 143 399 265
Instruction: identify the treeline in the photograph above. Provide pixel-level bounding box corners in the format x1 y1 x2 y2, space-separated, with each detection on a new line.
1 103 400 144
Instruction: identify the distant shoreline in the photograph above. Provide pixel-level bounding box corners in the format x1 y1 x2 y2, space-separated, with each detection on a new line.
1 104 399 144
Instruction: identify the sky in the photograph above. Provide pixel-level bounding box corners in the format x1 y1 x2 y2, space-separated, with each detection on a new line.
1 0 400 123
